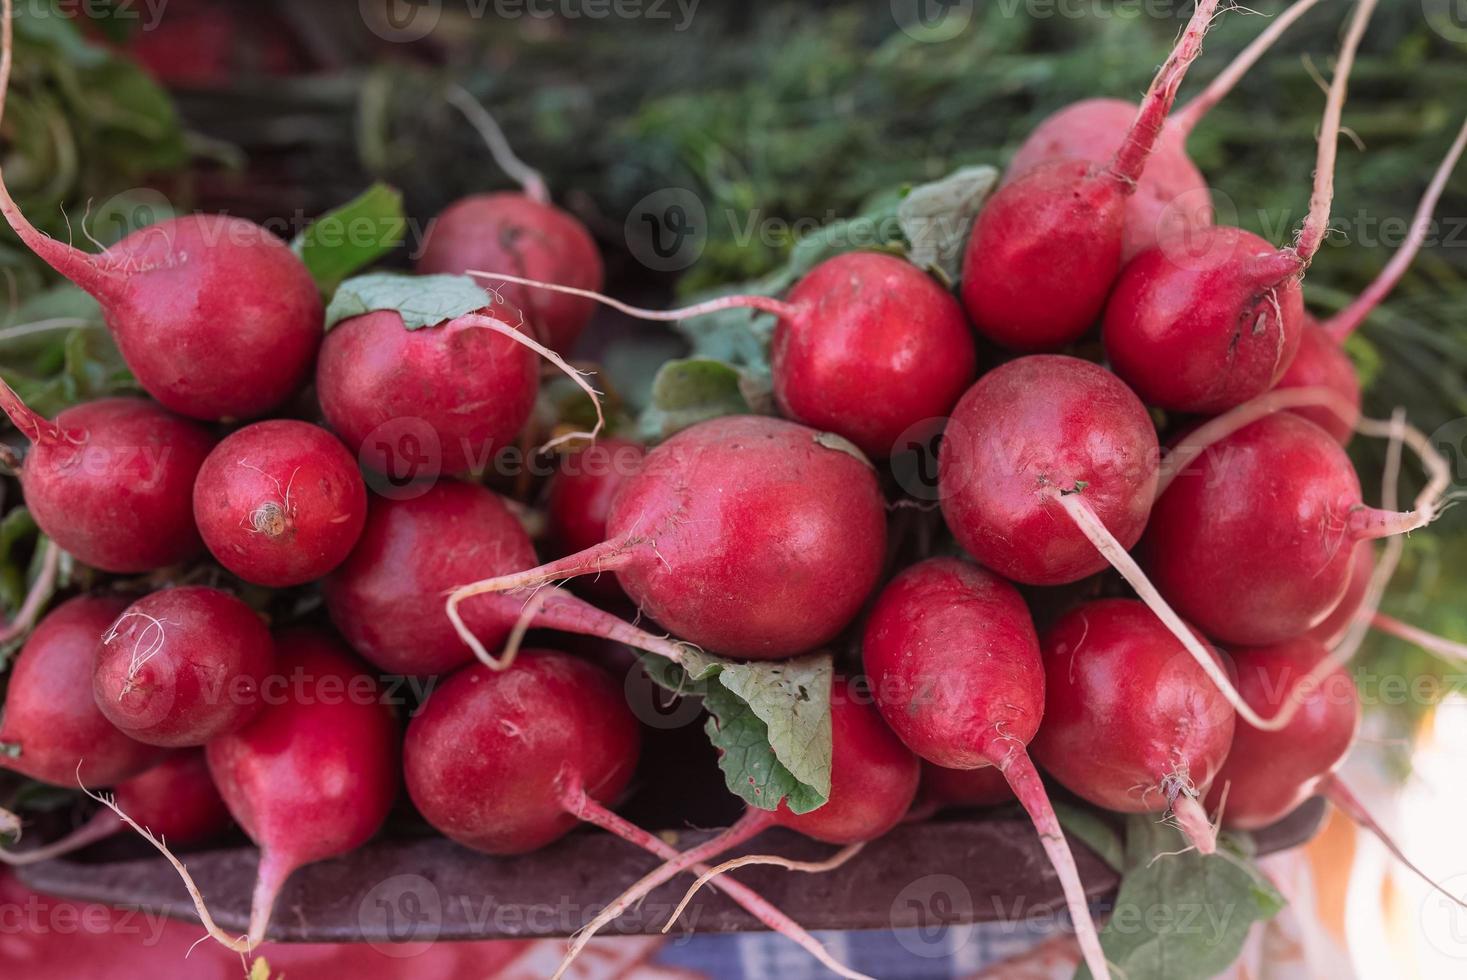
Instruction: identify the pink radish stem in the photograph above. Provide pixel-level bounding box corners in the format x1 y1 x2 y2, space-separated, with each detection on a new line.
0 540 60 646
1108 0 1223 185
469 270 801 322
662 842 866 933
0 379 73 445
1171 0 1328 136
1322 774 1467 909
247 851 296 946
1324 114 1467 341
445 85 551 205
0 807 122 866
1169 792 1218 855
1369 613 1467 665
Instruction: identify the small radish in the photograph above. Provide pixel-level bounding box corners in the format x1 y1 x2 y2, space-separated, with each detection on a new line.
959 0 1223 351
475 250 974 459
861 558 1110 980
1274 115 1467 442
1102 0 1377 413
417 87 604 354
555 676 919 980
406 649 870 979
0 2 321 422
1031 599 1235 854
1 750 229 866
448 415 887 662
1202 636 1466 907
315 295 539 478
769 251 977 458
0 596 165 787
192 420 367 587
0 392 214 573
938 355 1158 586
92 586 274 747
545 436 646 600
1005 0 1326 259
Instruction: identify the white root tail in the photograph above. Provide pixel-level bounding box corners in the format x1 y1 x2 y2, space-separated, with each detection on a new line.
467 270 800 322
1370 613 1467 666
1169 793 1218 855
445 85 551 205
0 808 122 866
1323 774 1467 910
662 843 866 934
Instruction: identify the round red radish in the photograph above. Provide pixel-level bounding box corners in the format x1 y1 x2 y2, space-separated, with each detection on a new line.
1308 543 1374 647
112 750 232 845
92 586 274 747
921 762 1014 809
0 205 321 422
546 437 646 600
0 395 214 573
192 419 368 587
1143 412 1379 645
1271 319 1361 442
938 356 1158 586
404 649 639 854
323 479 535 675
417 192 603 354
1203 637 1357 829
315 296 538 478
1032 599 1235 834
205 627 400 944
0 596 165 787
770 251 977 457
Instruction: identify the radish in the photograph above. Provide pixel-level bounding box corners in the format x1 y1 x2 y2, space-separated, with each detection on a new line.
1005 0 1326 259
192 420 367 587
1308 543 1374 646
938 355 1158 586
769 250 976 458
1202 636 1466 906
315 294 539 478
1274 115 1467 442
1 750 228 866
958 0 1223 351
554 675 919 979
1102 0 1378 413
417 87 604 355
0 596 165 787
92 586 274 747
0 2 321 423
1031 599 1234 854
405 649 872 979
0 392 214 573
447 415 887 662
861 558 1110 980
920 762 1014 810
545 436 646 600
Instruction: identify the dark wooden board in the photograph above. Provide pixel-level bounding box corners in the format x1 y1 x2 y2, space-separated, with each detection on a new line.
16 799 1325 943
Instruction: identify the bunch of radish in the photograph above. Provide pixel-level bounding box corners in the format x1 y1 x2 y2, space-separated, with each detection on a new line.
2 0 1466 978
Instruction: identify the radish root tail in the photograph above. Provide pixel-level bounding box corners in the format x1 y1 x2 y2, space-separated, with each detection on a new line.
1323 774 1467 910
0 808 122 866
662 843 866 934
445 85 550 205
468 270 800 322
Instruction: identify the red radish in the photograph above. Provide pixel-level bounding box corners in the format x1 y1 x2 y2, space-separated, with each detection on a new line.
769 251 976 458
0 392 214 573
406 649 871 979
1275 116 1467 442
545 437 646 600
315 298 539 478
1005 0 1326 259
448 415 887 662
1032 599 1234 853
192 420 367 587
417 87 604 355
921 762 1014 809
861 558 1109 980
1102 0 1378 413
1308 543 1375 646
0 3 320 422
0 596 165 787
92 586 274 747
938 355 1158 586
1 750 229 866
959 0 1222 351
555 676 919 979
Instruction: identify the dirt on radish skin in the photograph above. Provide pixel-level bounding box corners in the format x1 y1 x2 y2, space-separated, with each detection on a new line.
546 437 647 601
770 251 977 458
0 596 166 787
860 558 1110 980
938 356 1159 586
1032 599 1234 852
193 419 367 587
92 586 274 747
417 192 604 354
205 628 399 945
315 298 539 478
0 394 215 574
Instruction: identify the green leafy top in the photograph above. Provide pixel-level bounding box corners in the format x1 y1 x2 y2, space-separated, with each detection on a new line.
291 184 408 296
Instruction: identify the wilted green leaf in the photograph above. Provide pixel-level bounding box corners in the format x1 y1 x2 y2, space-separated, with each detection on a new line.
325 273 492 330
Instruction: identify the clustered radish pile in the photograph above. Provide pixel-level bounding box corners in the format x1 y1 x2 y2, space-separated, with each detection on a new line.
0 1 1464 977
